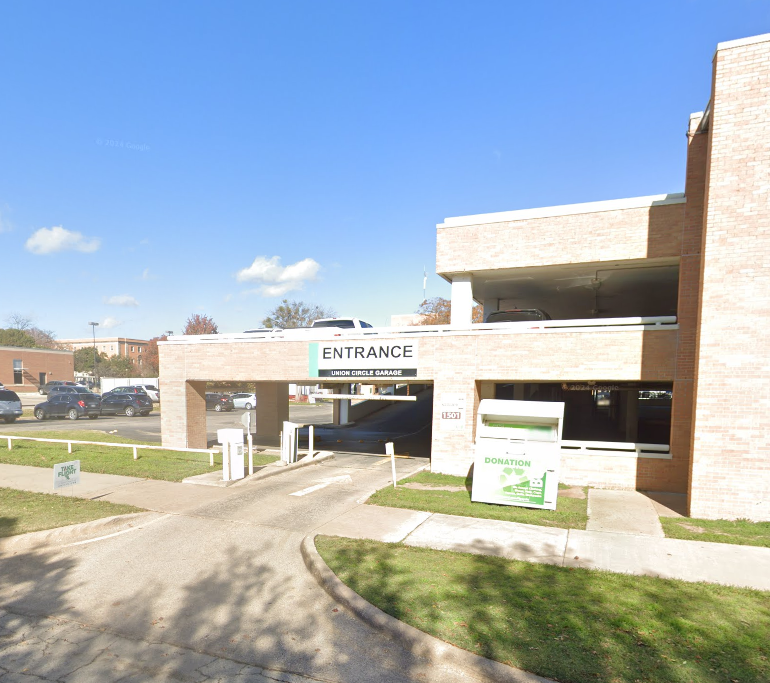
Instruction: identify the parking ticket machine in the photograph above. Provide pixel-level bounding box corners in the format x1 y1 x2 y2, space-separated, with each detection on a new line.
471 399 564 510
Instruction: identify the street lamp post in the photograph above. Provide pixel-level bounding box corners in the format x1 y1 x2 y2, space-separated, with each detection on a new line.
88 321 99 387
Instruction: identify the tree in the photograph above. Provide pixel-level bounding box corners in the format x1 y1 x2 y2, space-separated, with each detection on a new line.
4 313 61 349
261 300 336 329
99 354 135 378
183 314 218 335
143 335 168 376
0 328 36 347
415 297 483 325
73 347 106 373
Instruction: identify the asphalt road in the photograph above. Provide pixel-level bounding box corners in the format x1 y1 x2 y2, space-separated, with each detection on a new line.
0 453 481 683
5 393 434 459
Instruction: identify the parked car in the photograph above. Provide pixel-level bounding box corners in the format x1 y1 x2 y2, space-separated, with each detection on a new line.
49 385 102 398
100 393 153 417
102 386 148 398
311 318 374 329
34 393 102 420
231 392 257 410
485 309 552 324
0 389 22 424
39 380 78 395
205 393 234 412
131 384 160 402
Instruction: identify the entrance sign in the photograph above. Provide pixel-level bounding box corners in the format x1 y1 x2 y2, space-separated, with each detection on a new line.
309 341 419 379
471 399 564 510
439 393 466 431
54 460 80 489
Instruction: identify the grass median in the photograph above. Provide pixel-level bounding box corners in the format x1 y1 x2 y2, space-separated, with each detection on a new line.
368 471 588 529
0 487 144 537
660 516 770 548
0 430 278 481
317 536 770 683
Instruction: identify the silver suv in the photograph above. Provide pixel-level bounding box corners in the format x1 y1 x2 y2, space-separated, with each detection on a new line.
0 389 23 424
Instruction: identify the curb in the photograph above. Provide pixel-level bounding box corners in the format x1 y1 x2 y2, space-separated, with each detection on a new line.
0 511 164 554
300 534 553 683
228 451 335 487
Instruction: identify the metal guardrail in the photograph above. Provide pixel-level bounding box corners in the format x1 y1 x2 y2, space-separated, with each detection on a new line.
561 439 671 459
2 434 218 465
159 316 678 345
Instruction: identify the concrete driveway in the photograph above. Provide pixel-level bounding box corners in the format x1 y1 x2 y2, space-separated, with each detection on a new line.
0 452 499 683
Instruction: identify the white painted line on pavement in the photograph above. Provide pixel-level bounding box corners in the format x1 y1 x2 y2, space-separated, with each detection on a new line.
65 514 173 547
290 474 353 497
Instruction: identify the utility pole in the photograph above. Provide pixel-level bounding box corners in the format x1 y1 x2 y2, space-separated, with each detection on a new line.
88 321 99 388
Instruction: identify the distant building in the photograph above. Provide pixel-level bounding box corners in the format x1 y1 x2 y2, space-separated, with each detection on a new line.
60 337 149 368
0 345 74 392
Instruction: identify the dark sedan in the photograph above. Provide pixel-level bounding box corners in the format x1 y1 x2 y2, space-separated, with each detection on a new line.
100 393 153 417
34 393 102 420
205 393 234 412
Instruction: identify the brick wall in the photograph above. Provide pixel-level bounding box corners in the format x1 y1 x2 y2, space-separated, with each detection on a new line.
437 202 684 274
690 36 770 521
0 347 74 392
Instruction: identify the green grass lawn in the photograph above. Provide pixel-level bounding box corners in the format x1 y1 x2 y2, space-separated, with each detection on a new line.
0 487 144 537
0 430 277 481
317 536 770 683
661 516 770 548
369 471 588 529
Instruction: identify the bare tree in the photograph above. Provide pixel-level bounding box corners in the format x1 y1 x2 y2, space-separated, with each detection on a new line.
261 300 336 328
415 297 483 325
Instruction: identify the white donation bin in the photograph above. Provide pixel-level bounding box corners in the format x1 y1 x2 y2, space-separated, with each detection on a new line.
218 428 245 481
471 399 564 510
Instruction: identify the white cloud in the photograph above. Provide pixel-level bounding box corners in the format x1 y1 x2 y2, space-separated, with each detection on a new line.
139 268 156 281
235 256 320 297
101 316 122 329
104 294 139 307
25 226 100 255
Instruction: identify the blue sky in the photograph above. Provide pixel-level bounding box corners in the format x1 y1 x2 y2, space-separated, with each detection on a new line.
0 1 768 340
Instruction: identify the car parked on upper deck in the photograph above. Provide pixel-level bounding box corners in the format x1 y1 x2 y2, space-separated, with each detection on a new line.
485 309 551 324
311 318 373 329
0 389 22 424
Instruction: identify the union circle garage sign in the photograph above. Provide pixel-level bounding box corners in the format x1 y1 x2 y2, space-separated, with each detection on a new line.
309 341 419 379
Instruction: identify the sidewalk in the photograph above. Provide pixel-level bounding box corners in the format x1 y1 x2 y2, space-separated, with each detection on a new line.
315 503 770 591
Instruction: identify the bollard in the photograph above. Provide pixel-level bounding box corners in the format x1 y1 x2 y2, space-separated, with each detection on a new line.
308 425 314 457
248 434 253 475
7 437 11 450
386 442 396 488
133 446 138 460
68 442 72 454
210 450 214 467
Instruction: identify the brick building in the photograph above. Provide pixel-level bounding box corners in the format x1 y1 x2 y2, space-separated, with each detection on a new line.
159 33 770 521
0 346 74 393
60 337 150 369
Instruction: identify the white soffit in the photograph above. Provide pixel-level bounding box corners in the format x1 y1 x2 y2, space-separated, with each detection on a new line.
439 193 686 229
716 33 770 52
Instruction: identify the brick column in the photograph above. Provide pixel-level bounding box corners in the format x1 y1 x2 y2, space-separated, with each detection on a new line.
689 35 770 521
160 380 207 449
255 382 289 446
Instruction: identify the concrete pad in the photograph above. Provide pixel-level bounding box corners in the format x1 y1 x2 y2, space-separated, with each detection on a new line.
404 513 568 564
642 491 687 518
587 489 664 537
0 462 143 498
94 478 238 513
564 529 770 590
315 504 431 542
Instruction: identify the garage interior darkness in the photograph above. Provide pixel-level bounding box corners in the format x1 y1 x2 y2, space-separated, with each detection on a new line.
494 382 673 445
